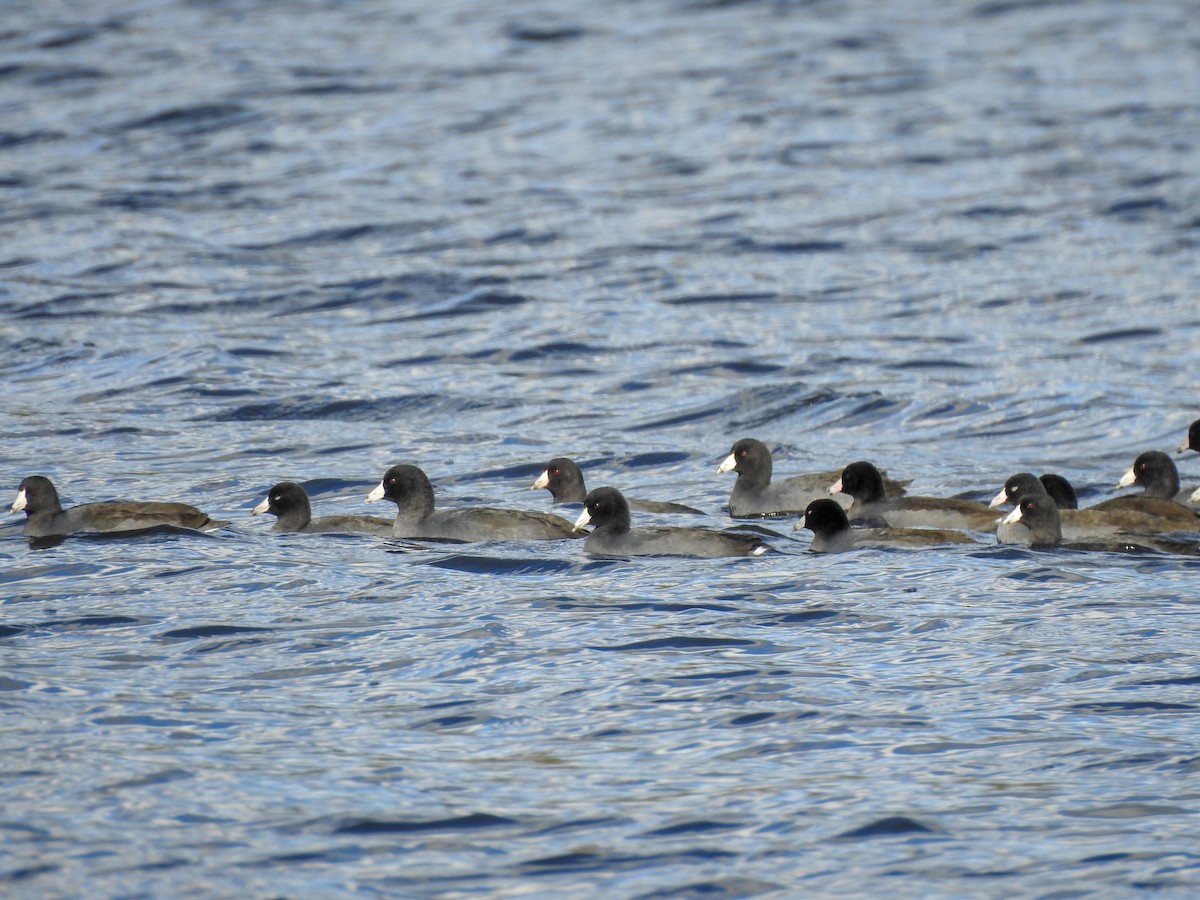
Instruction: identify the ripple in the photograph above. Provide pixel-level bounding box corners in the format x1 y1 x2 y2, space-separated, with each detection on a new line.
209 393 488 422
333 813 518 835
1102 198 1175 219
661 291 778 307
117 102 260 134
504 22 587 43
423 554 580 575
159 625 275 640
594 636 759 652
1064 803 1191 819
836 817 937 839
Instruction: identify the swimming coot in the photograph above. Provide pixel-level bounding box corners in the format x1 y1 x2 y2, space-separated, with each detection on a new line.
1097 451 1199 528
998 493 1064 547
831 461 1001 531
252 481 392 535
795 498 976 553
574 486 769 557
531 456 704 514
367 464 577 541
10 475 228 538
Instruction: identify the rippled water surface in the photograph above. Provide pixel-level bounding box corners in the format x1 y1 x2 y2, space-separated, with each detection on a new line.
4 0 1200 895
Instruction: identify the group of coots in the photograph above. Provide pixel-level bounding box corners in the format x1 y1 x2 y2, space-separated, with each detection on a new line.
10 422 1200 556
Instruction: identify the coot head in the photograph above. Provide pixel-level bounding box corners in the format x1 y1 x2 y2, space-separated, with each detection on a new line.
830 461 886 504
531 457 586 501
717 438 772 483
989 472 1043 508
795 497 851 538
1001 493 1062 547
11 475 61 516
252 481 312 528
1116 450 1180 499
1179 419 1200 454
366 464 436 510
573 486 630 533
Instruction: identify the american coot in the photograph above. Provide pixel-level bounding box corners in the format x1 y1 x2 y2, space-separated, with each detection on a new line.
999 493 1064 547
252 482 392 535
366 464 577 541
717 437 907 518
1179 419 1200 454
574 486 769 557
1099 451 1199 527
531 457 704 514
999 492 1199 555
991 469 1195 540
1115 450 1182 498
795 498 976 553
831 461 1001 531
10 474 228 538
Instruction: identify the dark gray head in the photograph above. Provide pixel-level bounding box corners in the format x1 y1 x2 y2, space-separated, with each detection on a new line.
533 457 586 503
1179 419 1200 455
1038 474 1078 509
1117 450 1180 499
576 486 632 534
252 482 312 530
796 498 851 539
11 475 62 516
834 461 886 504
717 438 773 488
991 472 1043 508
366 464 437 515
1001 492 1062 547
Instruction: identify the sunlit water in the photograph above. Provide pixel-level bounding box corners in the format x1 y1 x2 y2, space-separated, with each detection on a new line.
3 0 1200 895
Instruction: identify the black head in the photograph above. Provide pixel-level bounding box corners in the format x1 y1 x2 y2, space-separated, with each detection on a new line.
581 486 632 532
720 438 772 482
1180 419 1200 455
12 475 62 516
1008 492 1062 546
256 482 312 529
1038 473 1078 509
1127 450 1180 499
1001 472 1044 505
268 482 309 515
798 498 851 538
837 461 886 503
539 457 586 501
371 464 436 508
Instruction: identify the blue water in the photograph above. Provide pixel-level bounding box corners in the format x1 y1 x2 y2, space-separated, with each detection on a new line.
3 0 1200 895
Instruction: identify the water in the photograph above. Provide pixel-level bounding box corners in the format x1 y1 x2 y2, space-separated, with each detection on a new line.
3 0 1200 895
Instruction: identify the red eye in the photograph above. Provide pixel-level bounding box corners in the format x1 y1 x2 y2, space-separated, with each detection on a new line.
739 449 747 457
552 468 560 475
